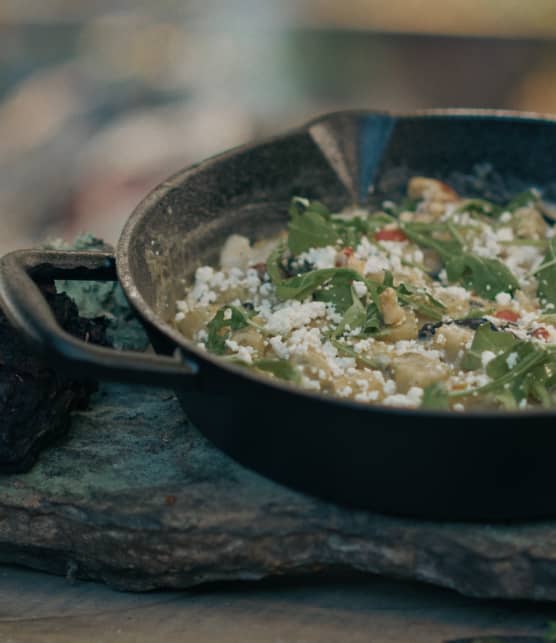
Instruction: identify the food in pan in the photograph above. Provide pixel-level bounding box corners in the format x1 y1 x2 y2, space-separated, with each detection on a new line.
174 177 556 411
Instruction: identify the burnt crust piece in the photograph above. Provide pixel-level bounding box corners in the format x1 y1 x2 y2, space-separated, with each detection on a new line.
0 280 109 473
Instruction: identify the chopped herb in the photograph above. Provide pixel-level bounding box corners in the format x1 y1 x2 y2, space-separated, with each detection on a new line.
382 197 418 216
421 382 450 409
537 237 556 309
287 197 374 255
505 188 539 212
396 282 446 321
546 621 556 641
402 221 519 299
454 340 553 406
287 197 338 255
330 338 389 370
333 286 367 337
253 359 302 384
445 253 519 300
461 323 517 371
314 271 358 314
457 198 502 217
206 306 251 355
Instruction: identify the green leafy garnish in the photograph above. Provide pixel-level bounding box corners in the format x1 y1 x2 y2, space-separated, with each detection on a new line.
276 267 362 302
206 306 251 355
481 342 550 404
287 197 401 256
382 197 418 216
395 282 446 321
252 359 302 384
457 199 501 217
454 339 555 407
461 323 517 371
333 286 367 336
545 621 556 641
269 243 443 328
314 271 358 314
268 244 366 306
287 198 338 255
505 188 539 212
421 382 450 409
537 236 556 309
330 338 389 370
401 222 519 300
455 322 556 407
445 253 519 300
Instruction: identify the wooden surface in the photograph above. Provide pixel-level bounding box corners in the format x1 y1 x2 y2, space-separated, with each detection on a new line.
0 565 553 643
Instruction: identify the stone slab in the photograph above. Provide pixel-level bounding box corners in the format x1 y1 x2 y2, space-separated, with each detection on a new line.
1 382 556 601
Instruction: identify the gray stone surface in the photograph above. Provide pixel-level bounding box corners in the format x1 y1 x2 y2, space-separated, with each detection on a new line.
1 381 556 601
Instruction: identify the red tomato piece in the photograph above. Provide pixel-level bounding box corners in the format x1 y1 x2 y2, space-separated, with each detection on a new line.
342 246 354 257
532 327 550 341
374 228 407 242
494 309 519 322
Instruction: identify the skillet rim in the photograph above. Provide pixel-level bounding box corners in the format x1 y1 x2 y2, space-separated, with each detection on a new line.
117 107 556 420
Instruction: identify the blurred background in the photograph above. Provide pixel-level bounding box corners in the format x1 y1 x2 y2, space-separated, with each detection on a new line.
1 0 556 253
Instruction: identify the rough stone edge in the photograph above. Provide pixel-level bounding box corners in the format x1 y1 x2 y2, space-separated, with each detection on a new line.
1 490 556 600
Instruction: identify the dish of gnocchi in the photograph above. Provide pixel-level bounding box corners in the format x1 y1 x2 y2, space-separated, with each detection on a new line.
174 177 556 411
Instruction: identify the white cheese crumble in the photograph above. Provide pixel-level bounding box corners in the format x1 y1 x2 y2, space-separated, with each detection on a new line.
495 292 512 306
481 351 496 367
352 281 368 297
506 352 518 369
264 301 327 335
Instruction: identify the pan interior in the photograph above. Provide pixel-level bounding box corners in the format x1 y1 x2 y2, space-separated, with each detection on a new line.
119 111 556 327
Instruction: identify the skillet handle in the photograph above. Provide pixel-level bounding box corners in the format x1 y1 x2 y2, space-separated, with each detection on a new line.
0 249 198 387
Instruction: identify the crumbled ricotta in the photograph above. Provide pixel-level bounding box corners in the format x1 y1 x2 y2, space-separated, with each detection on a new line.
481 351 496 367
264 301 327 335
506 352 518 369
495 292 512 306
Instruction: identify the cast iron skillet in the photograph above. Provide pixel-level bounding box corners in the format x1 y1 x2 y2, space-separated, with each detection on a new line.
2 109 556 522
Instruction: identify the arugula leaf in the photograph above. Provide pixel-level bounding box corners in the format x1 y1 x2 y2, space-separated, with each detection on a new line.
454 341 550 406
537 236 556 309
382 197 418 216
396 282 446 321
329 338 389 370
421 382 450 409
545 620 556 641
206 306 251 354
276 267 363 301
402 221 519 299
267 243 287 283
461 323 518 370
287 198 338 255
333 286 367 337
314 271 357 314
401 222 462 257
445 253 519 300
457 199 502 217
362 303 382 334
268 241 364 303
270 240 446 328
287 197 376 255
482 342 549 403
253 359 302 384
330 216 369 248
505 188 539 212
361 212 397 234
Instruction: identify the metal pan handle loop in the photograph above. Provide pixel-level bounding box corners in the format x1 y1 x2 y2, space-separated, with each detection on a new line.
0 249 198 387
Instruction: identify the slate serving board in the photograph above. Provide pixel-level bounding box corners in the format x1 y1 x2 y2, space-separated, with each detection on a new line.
1 379 556 600
2 235 556 601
